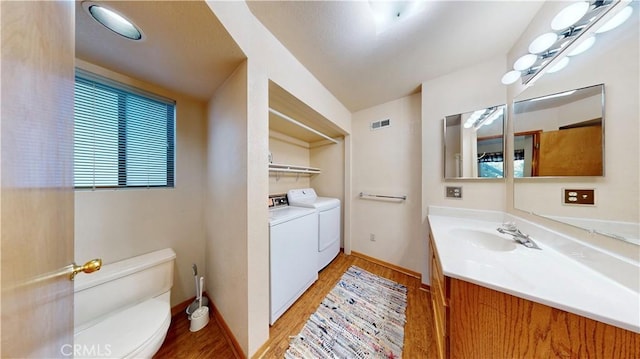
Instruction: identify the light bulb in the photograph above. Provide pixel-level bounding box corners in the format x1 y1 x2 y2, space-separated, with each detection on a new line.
551 2 589 31
513 54 538 71
501 70 521 85
596 6 633 34
529 33 558 54
547 57 570 74
568 36 596 56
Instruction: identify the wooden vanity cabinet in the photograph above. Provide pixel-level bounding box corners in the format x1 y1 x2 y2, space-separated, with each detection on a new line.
429 233 449 359
428 233 639 358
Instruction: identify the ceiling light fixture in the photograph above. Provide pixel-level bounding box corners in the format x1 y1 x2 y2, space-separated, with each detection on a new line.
501 70 522 85
551 1 590 31
529 32 559 54
501 0 634 86
368 0 427 34
513 54 538 71
82 1 144 40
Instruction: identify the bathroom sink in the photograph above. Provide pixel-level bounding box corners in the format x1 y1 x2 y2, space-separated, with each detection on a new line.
448 228 517 252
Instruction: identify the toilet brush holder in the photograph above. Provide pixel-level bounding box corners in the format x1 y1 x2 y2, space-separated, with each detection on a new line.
186 297 209 319
189 306 210 332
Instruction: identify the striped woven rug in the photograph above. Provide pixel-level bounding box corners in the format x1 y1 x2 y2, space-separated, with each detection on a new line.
285 265 408 358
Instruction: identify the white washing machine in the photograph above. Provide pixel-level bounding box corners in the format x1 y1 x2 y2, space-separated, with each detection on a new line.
268 194 318 325
287 188 341 271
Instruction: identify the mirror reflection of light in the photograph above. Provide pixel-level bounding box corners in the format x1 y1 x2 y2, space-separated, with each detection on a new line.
595 6 633 34
568 36 595 57
530 90 576 102
464 109 485 128
482 110 501 126
547 56 570 73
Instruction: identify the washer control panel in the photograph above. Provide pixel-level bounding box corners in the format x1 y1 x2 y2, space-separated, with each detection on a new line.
269 194 289 208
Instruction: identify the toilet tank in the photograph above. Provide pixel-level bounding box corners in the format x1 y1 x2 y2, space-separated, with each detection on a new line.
74 248 176 332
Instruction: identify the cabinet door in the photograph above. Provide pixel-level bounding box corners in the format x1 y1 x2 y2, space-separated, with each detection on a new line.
429 235 448 359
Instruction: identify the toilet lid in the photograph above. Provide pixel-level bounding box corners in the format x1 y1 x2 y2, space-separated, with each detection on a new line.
74 298 171 358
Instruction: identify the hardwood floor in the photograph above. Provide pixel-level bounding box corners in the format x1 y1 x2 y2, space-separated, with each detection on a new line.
153 300 240 359
155 252 437 358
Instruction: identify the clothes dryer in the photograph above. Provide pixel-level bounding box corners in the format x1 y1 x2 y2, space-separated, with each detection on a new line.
287 188 341 271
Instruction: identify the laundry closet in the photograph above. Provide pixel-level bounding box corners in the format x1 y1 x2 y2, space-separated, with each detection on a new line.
267 80 347 324
267 80 345 235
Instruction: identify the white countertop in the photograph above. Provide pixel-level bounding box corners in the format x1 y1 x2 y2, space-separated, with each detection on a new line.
428 207 640 334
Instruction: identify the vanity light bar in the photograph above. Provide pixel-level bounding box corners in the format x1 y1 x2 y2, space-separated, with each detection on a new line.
502 0 633 86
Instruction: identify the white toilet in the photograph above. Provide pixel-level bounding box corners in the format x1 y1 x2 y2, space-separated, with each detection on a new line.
73 248 176 359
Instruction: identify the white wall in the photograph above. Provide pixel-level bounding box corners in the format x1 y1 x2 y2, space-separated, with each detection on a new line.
205 2 351 356
74 60 207 307
506 2 639 260
421 56 508 283
351 94 423 274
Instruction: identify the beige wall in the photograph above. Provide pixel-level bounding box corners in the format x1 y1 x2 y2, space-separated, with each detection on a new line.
421 56 508 216
351 94 423 274
311 139 346 247
74 60 207 307
506 2 639 260
269 132 311 194
205 61 251 354
205 2 351 356
421 56 508 283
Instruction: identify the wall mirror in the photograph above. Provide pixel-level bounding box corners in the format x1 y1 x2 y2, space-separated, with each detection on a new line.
512 80 640 245
513 84 604 177
443 105 506 179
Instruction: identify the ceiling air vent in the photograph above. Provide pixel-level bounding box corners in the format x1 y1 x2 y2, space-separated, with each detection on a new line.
370 118 391 131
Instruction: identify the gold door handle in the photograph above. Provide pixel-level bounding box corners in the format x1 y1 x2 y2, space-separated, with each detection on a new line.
70 258 102 280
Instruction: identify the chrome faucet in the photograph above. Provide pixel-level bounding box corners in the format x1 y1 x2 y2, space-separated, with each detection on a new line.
497 222 541 250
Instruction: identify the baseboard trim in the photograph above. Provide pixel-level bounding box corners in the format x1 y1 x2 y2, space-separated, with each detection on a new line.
170 293 245 358
207 293 246 359
171 295 195 317
252 341 271 359
350 251 422 280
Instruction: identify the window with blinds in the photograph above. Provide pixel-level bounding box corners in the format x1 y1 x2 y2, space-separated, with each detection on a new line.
74 70 175 189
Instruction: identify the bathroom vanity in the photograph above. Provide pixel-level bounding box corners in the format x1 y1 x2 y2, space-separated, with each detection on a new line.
428 207 639 359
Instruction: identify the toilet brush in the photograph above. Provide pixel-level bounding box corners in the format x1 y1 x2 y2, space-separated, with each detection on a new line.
186 264 208 318
189 276 209 332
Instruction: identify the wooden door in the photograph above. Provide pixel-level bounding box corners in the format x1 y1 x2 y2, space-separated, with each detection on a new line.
538 125 603 176
1 2 75 357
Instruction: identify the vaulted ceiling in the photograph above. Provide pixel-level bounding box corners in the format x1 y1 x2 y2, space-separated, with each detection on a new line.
76 1 545 111
247 1 544 111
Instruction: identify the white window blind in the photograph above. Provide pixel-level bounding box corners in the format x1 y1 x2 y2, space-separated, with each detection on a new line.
74 70 175 189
